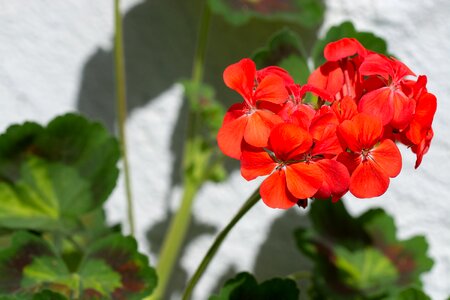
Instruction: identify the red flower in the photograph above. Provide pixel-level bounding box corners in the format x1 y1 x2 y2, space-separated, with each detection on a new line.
323 38 367 62
308 108 350 201
308 38 367 101
358 54 416 129
217 58 290 159
278 83 330 126
241 124 323 209
337 114 402 198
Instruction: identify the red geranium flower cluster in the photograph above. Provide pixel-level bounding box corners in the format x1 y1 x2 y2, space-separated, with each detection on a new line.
217 38 437 209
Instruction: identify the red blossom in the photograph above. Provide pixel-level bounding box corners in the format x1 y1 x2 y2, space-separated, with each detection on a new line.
217 58 290 159
337 114 402 198
217 38 436 209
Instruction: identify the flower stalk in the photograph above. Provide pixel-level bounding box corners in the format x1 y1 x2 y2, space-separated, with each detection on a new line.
114 0 135 236
148 2 212 299
182 187 261 300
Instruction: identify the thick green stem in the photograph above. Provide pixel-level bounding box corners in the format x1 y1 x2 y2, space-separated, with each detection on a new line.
149 179 199 300
114 0 135 235
182 188 261 300
148 3 212 299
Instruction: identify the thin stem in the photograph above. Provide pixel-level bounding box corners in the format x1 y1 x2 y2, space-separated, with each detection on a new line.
114 0 135 235
192 3 211 85
182 187 261 300
147 3 212 299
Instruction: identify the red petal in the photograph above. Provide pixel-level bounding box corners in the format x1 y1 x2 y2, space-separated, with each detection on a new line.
350 160 390 198
223 58 256 102
412 129 433 168
337 151 361 175
285 163 323 199
240 149 276 181
314 159 350 201
358 87 394 125
352 113 383 148
370 139 402 177
217 115 248 159
324 38 365 61
299 83 333 101
257 66 294 86
222 103 246 124
260 170 297 209
309 110 339 141
268 124 312 161
308 62 344 97
312 125 342 157
254 74 289 104
415 92 437 127
338 119 360 152
359 54 392 80
391 95 415 130
244 110 282 147
332 96 358 123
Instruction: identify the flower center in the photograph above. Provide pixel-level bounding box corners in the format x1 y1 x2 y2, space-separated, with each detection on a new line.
361 148 371 160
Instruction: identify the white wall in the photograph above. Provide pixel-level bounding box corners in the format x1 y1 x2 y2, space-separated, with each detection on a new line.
0 0 449 299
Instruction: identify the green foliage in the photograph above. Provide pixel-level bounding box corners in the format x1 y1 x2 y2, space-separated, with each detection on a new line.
334 247 398 296
294 200 434 299
253 28 310 84
0 232 157 299
208 0 324 28
312 21 389 67
393 287 431 300
0 157 93 231
210 272 299 300
0 290 67 300
0 114 120 231
182 81 227 184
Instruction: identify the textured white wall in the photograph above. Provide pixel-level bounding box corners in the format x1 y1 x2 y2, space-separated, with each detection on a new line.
0 0 449 299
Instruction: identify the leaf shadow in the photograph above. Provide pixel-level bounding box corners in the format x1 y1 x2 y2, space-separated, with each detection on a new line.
75 0 323 191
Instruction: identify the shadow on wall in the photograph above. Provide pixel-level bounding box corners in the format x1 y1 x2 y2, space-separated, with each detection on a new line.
76 0 321 298
76 0 321 187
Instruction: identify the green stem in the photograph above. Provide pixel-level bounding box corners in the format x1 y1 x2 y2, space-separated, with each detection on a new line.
148 3 212 299
192 3 211 85
114 0 135 235
149 179 200 300
182 187 261 300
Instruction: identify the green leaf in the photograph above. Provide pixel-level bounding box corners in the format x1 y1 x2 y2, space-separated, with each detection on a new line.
33 290 68 300
294 200 371 256
21 256 75 290
0 157 92 231
0 232 157 299
392 287 431 300
182 81 225 135
210 272 299 300
363 212 434 285
78 259 121 297
294 200 434 299
0 291 69 299
182 80 228 184
0 114 120 231
208 0 324 28
0 290 67 300
81 233 158 299
312 21 389 67
0 231 54 294
334 247 398 296
253 28 309 84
